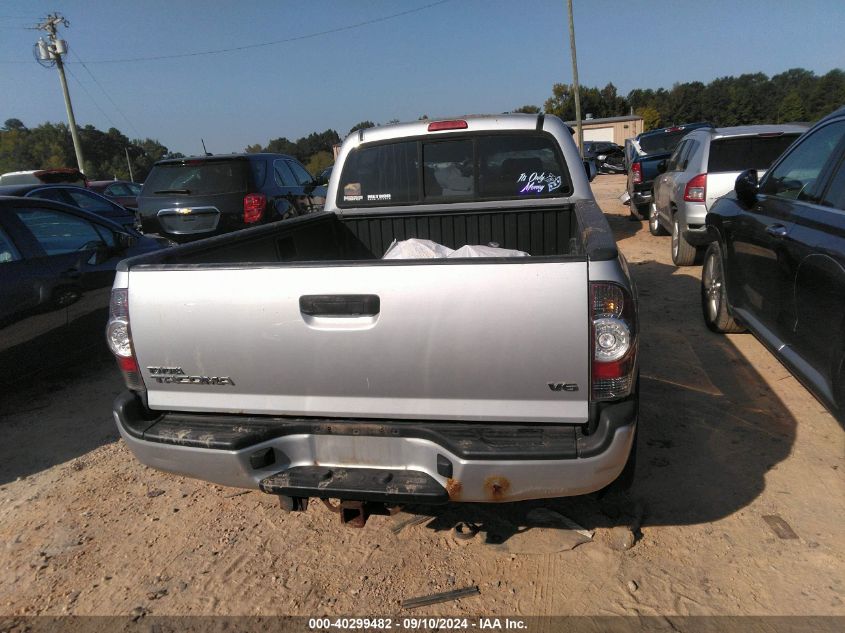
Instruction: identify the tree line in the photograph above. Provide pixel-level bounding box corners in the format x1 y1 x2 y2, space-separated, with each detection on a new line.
0 118 181 183
2 67 842 182
536 68 844 131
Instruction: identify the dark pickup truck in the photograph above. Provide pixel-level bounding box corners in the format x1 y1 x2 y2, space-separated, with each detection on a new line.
625 122 712 218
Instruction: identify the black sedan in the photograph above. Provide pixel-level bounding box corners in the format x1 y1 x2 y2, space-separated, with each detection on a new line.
698 105 845 419
0 183 139 232
0 196 167 385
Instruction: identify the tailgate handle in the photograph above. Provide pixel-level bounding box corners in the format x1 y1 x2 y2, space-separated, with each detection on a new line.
299 294 380 317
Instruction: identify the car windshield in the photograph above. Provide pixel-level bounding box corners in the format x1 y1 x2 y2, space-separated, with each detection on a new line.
144 160 249 195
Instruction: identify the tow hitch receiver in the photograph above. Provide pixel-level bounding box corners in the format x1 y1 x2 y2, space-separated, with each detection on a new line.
259 466 449 516
320 499 398 528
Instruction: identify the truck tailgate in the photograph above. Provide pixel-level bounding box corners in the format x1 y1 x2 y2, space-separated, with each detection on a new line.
128 261 589 423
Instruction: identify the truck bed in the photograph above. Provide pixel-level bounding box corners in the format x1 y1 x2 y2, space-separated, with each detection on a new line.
124 202 617 268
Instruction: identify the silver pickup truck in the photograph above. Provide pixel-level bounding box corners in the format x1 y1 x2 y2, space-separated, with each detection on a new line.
107 114 639 523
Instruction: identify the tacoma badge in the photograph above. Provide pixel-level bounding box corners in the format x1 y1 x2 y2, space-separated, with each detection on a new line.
147 366 235 386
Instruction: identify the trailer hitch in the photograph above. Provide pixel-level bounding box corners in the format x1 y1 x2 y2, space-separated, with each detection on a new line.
321 499 402 528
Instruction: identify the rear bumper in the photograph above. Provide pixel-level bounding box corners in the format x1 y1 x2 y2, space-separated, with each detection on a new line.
630 189 653 206
683 224 714 246
114 391 637 503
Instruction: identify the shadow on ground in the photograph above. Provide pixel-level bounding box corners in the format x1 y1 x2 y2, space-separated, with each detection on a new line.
0 345 123 484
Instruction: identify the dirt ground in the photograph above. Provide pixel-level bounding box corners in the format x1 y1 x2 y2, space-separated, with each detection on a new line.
1 174 843 621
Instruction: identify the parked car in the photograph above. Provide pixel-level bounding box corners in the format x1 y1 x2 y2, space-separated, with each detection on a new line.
89 180 142 210
625 122 713 218
0 184 139 232
583 141 625 174
137 153 326 242
108 114 639 521
0 196 167 384
652 124 807 264
698 106 845 419
315 165 333 185
0 168 87 187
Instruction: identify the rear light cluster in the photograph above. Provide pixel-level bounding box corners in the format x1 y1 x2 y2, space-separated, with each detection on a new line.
243 193 266 224
590 282 637 400
106 289 145 392
631 162 642 185
683 173 707 202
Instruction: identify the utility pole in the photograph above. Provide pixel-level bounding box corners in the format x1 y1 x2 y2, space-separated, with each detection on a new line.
125 147 134 182
35 13 86 174
567 0 583 158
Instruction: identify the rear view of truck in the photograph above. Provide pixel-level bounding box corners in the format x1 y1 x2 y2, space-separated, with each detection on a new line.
108 114 638 524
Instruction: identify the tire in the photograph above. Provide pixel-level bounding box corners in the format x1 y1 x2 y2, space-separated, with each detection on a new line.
648 202 668 236
630 201 648 221
671 215 699 266
701 242 745 333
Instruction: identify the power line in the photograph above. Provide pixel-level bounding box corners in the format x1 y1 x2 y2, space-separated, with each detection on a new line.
63 63 121 129
69 49 142 137
77 0 450 64
0 1 450 65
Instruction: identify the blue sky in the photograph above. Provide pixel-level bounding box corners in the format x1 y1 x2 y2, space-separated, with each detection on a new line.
1 0 843 156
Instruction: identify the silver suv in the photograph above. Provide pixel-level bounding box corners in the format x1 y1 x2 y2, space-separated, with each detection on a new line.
650 124 806 264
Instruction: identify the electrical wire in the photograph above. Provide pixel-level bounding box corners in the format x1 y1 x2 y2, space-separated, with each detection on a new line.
0 1 450 65
77 0 450 64
63 64 121 130
69 49 142 137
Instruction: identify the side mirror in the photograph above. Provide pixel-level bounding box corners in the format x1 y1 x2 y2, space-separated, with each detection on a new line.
735 169 759 207
657 159 667 174
584 159 597 182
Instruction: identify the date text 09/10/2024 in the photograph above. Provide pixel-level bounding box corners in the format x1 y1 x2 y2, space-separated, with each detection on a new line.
308 617 528 630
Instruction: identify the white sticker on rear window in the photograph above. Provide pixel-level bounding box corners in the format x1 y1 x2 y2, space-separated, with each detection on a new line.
517 172 561 194
343 195 363 202
366 193 392 201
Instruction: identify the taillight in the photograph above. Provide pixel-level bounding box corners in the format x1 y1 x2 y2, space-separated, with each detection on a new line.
106 289 145 391
684 173 706 202
631 162 642 185
243 193 266 223
428 120 468 132
591 282 637 401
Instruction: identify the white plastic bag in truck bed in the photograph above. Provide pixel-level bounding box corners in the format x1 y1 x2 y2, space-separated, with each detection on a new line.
383 238 529 259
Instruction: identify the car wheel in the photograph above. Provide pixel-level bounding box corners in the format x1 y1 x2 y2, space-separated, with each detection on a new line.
630 202 648 221
701 242 745 333
648 203 667 236
671 215 699 266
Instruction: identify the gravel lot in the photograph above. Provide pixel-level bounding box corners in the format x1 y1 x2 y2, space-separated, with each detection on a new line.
1 175 843 620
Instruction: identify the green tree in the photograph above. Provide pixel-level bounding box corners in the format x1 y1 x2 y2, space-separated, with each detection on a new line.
777 91 805 122
3 118 26 132
635 106 662 131
513 105 541 114
348 121 376 135
264 137 298 156
306 150 334 176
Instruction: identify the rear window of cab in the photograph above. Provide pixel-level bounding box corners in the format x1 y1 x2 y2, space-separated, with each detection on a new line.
337 133 572 207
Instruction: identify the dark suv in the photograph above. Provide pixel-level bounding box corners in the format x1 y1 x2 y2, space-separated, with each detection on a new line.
138 154 326 241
